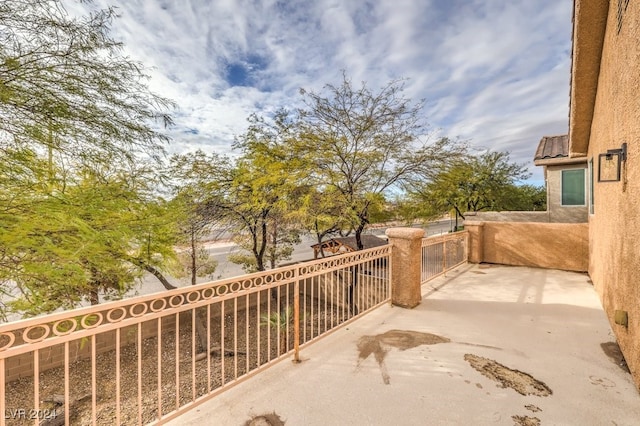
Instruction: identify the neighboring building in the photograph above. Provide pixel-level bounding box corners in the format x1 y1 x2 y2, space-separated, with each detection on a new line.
534 134 588 223
464 135 588 224
569 0 640 387
311 235 387 259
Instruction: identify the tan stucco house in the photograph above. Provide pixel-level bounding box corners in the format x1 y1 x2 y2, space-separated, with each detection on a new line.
464 0 640 389
464 135 589 224
534 134 588 223
569 0 640 388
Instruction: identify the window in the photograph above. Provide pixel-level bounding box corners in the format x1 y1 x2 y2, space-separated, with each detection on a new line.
561 169 586 206
589 159 595 214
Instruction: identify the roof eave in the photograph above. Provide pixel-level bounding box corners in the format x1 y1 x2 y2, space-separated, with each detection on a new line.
568 0 610 157
534 156 588 167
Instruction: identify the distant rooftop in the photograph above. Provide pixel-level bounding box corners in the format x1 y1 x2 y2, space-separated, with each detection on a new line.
534 134 586 166
534 134 569 160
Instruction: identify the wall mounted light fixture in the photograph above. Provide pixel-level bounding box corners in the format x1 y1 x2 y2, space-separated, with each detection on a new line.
598 142 627 182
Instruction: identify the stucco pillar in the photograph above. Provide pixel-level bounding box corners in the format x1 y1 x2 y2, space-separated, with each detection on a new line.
464 221 485 263
385 227 425 309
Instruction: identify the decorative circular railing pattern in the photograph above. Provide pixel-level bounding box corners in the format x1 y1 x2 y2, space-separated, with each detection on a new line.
80 313 102 329
0 245 391 353
53 319 77 336
0 331 15 351
23 324 50 344
106 307 127 323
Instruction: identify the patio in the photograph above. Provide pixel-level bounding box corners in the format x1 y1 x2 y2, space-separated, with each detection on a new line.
167 263 640 426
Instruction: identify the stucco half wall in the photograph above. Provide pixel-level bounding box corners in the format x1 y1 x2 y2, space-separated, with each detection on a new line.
465 221 589 272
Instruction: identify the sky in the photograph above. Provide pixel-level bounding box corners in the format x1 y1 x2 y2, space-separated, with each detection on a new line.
73 0 574 186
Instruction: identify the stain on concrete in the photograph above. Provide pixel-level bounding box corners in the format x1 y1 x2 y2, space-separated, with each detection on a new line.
357 330 450 384
456 341 503 351
601 342 630 373
525 405 541 413
244 412 285 426
464 354 552 397
512 415 540 426
589 375 616 388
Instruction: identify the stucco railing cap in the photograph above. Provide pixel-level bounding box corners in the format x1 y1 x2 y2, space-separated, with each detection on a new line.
385 227 425 239
463 221 485 226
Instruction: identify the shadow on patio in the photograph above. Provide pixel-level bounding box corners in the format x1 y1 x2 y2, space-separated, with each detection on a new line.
168 263 640 426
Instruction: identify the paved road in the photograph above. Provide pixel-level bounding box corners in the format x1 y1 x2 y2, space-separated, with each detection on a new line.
204 220 452 281
130 220 454 298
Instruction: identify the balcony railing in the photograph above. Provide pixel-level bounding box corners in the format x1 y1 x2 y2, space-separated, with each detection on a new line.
0 245 390 425
420 231 468 284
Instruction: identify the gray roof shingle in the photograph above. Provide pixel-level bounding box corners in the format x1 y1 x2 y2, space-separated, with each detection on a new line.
534 134 569 160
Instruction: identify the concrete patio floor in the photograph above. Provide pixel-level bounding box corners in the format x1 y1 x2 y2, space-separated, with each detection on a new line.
167 264 640 426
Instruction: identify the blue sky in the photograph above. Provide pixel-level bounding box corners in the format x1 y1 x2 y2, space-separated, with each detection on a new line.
72 0 573 185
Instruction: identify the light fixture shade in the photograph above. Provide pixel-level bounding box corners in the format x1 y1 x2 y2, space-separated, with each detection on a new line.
598 152 622 181
598 143 627 182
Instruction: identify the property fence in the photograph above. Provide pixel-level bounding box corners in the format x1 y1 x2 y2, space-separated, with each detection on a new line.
0 245 390 426
420 231 468 284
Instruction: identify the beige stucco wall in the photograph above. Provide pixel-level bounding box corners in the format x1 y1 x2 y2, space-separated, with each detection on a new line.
465 211 551 223
465 221 588 272
581 0 640 389
546 163 588 223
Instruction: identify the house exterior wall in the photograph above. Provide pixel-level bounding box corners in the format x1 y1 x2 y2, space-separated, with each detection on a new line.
546 163 588 223
581 0 640 389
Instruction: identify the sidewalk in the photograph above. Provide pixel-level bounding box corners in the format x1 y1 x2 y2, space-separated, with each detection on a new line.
167 264 640 426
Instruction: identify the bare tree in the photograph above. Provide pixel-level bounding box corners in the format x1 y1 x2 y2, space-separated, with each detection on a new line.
297 73 464 249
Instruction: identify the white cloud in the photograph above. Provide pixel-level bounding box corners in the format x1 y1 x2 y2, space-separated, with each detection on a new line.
72 0 573 185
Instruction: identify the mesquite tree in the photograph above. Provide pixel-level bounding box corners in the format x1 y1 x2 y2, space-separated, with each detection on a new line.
297 73 464 249
0 0 176 317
